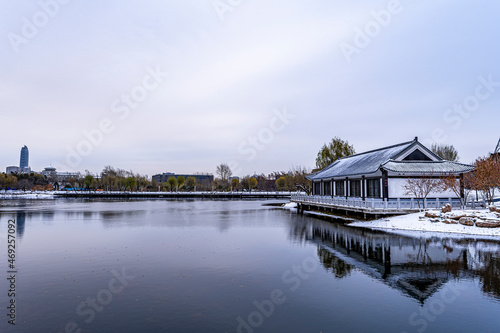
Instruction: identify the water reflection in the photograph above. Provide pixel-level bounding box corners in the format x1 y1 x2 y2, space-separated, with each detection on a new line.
317 247 353 279
42 210 55 221
16 211 25 238
99 210 146 220
479 253 500 300
289 217 500 303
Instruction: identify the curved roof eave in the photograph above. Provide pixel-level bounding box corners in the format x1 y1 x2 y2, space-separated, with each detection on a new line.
380 160 475 173
308 168 382 181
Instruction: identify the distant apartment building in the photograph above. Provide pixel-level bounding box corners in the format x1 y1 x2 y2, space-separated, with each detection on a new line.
152 172 214 184
41 166 57 178
41 166 79 183
6 166 21 174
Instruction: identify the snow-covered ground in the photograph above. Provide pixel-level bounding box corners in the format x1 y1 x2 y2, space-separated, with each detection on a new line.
0 190 55 199
282 202 297 210
350 207 500 237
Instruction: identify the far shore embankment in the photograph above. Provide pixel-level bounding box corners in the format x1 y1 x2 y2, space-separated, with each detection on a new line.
0 190 292 200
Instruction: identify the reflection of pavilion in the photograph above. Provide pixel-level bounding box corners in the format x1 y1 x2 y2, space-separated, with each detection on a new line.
289 217 500 303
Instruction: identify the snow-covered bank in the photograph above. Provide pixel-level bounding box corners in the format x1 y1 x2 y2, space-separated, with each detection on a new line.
282 202 297 210
0 190 55 199
350 207 500 237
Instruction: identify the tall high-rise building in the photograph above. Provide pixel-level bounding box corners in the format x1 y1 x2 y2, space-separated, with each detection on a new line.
20 145 29 169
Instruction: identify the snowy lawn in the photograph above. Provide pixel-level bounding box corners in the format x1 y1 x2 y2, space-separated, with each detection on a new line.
350 207 500 237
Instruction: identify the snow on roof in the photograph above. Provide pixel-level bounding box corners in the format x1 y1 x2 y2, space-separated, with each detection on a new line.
308 140 415 180
381 160 475 174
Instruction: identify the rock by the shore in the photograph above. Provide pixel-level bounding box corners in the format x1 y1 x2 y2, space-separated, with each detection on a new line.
459 217 475 226
441 204 452 213
420 208 500 229
449 214 468 220
489 205 500 213
475 220 500 228
425 211 439 218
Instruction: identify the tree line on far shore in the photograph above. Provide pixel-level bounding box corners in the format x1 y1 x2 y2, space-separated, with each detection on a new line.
0 164 313 193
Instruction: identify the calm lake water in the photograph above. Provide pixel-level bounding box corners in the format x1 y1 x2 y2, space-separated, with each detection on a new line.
1 199 500 333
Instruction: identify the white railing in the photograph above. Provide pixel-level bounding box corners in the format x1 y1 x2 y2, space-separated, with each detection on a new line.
291 194 484 211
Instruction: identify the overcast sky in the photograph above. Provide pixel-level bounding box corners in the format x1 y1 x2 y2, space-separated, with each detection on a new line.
1 0 499 177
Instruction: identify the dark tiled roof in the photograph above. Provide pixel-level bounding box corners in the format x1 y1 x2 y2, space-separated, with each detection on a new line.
308 141 415 180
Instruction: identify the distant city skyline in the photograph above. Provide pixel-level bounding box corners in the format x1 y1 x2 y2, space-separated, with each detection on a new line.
1 1 499 176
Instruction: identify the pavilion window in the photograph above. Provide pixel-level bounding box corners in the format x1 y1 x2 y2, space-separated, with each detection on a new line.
314 182 321 195
366 179 381 198
349 180 361 197
335 181 344 197
324 182 331 196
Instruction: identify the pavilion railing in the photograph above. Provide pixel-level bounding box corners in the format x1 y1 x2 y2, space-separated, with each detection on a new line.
291 194 487 211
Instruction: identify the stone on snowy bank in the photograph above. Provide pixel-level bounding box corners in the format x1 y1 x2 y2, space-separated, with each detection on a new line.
475 220 500 228
441 204 452 213
489 205 500 213
448 214 471 220
459 217 475 226
442 219 458 225
425 211 439 218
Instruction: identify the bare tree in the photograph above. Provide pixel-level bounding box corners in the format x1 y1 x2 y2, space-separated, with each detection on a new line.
462 172 475 207
289 165 311 192
216 163 232 189
402 173 441 209
17 179 32 192
439 173 469 209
